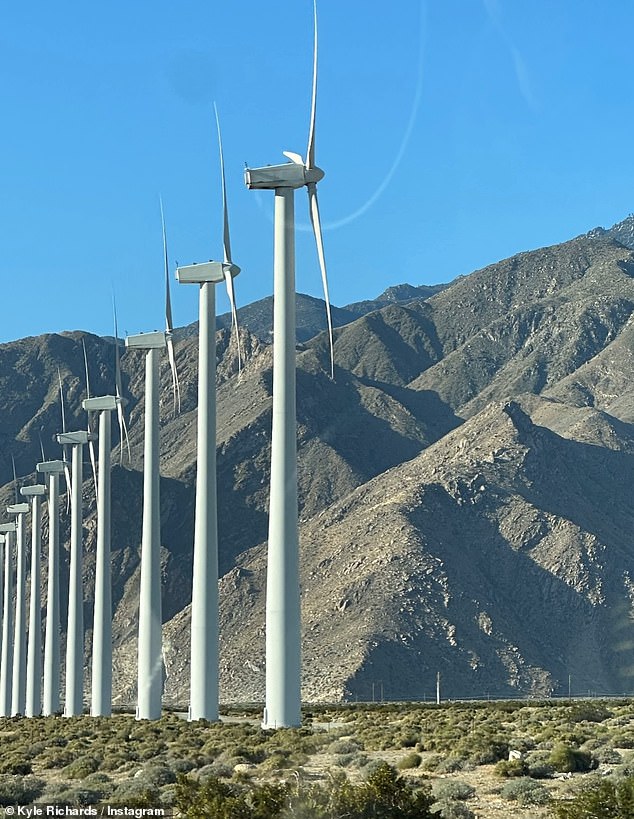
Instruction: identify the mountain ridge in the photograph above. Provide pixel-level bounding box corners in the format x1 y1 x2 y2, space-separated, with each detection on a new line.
2 216 634 704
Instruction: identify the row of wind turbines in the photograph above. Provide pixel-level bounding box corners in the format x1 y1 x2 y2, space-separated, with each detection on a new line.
0 0 333 728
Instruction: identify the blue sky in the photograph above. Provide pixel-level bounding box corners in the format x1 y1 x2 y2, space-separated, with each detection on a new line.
1 1 633 343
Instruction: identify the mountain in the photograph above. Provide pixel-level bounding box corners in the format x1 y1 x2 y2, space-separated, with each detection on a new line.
3 220 634 704
587 212 634 250
179 282 451 344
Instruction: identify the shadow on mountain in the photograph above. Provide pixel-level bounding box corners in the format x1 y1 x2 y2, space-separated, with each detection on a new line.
348 476 624 700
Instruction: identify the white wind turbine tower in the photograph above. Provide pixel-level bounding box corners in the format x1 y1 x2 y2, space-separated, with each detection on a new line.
244 0 335 729
21 484 46 717
83 334 129 717
0 535 3 675
126 209 180 721
56 426 97 717
0 522 16 716
36 458 65 716
176 107 242 722
7 499 29 716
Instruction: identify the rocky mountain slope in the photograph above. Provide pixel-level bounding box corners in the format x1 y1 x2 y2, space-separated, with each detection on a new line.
3 220 634 705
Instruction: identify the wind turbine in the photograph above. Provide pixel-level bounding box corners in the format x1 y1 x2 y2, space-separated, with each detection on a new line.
126 207 180 721
56 428 96 716
7 499 29 716
36 458 65 716
0 535 3 679
21 484 46 717
0 522 16 716
176 106 242 722
244 0 334 729
83 335 129 717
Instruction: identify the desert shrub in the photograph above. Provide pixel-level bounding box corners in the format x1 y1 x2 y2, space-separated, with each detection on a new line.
593 746 623 765
40 784 103 806
523 750 555 779
549 744 596 773
165 757 198 774
455 733 508 765
0 754 32 775
494 758 528 778
27 740 50 756
397 752 422 770
333 763 434 819
110 779 162 808
398 731 420 748
568 703 612 724
553 775 634 818
421 754 445 772
500 777 550 806
328 738 362 754
361 758 391 778
430 801 475 819
259 752 308 773
80 772 114 799
62 754 101 779
38 748 76 769
335 752 369 769
100 751 133 772
435 756 471 774
611 732 634 749
430 780 474 801
136 764 176 786
0 775 45 806
175 774 289 819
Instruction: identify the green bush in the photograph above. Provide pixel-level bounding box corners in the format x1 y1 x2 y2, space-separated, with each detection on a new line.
553 776 634 818
328 738 362 754
0 754 32 775
0 775 45 806
435 756 471 774
523 750 555 779
494 758 528 778
549 744 595 773
568 704 613 724
62 754 102 779
40 784 103 806
500 777 550 806
175 775 289 819
430 780 475 801
430 801 475 819
396 752 422 770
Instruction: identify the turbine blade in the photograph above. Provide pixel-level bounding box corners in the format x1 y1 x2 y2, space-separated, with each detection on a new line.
82 338 91 401
283 151 305 165
11 455 18 504
82 339 99 499
57 367 72 510
58 367 67 433
38 429 46 463
160 199 181 415
63 456 72 514
306 0 318 169
214 103 232 265
307 183 335 379
112 295 131 463
223 269 243 374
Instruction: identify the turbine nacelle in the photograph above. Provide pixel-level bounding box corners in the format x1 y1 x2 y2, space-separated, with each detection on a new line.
125 331 167 351
20 486 46 498
83 396 123 413
36 460 66 475
176 261 240 285
7 503 29 515
245 158 324 190
56 431 97 446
